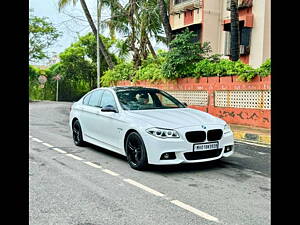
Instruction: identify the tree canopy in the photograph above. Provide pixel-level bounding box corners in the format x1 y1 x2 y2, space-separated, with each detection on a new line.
29 11 62 62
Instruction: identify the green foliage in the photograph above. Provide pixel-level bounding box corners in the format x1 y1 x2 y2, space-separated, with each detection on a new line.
134 54 166 82
101 62 134 87
194 58 269 82
58 33 117 90
194 59 216 77
101 53 166 86
162 29 213 79
29 11 62 62
234 60 257 82
29 32 118 101
57 33 118 100
29 65 57 101
256 58 271 77
29 65 40 82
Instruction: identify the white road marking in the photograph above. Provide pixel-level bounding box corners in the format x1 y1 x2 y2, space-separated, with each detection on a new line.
32 138 43 143
42 143 54 148
52 147 67 154
235 140 270 148
232 152 252 159
66 154 83 161
257 152 268 155
84 161 102 169
124 178 165 197
102 169 119 176
170 200 219 223
30 136 222 223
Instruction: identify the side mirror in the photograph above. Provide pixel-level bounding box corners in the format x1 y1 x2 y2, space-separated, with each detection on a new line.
182 102 188 107
101 105 118 113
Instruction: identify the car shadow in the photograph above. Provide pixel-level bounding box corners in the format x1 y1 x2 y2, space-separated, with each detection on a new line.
83 143 245 173
146 159 240 173
84 142 128 161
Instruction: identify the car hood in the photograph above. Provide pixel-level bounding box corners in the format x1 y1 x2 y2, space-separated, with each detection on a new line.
124 108 225 129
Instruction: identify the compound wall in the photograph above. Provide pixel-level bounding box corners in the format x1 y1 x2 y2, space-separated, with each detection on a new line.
117 75 271 128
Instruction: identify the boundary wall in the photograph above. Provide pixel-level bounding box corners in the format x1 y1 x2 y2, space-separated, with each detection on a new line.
117 75 271 128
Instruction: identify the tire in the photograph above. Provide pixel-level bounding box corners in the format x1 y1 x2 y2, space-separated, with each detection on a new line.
125 132 148 170
72 120 85 146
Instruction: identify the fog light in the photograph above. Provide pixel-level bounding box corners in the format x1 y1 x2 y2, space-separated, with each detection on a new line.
160 152 176 160
224 145 233 153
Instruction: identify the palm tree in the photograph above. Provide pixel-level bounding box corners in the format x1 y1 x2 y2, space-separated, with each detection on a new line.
230 0 240 61
58 0 115 69
101 0 164 68
157 0 173 46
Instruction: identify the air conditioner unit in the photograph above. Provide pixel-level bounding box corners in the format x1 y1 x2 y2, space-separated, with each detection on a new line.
224 32 231 56
240 45 245 54
226 0 231 11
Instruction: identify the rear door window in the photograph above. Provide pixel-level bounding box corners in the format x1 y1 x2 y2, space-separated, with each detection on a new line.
83 93 91 105
88 90 103 107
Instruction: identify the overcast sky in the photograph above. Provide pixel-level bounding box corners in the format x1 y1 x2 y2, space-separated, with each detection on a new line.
29 0 99 57
29 0 167 65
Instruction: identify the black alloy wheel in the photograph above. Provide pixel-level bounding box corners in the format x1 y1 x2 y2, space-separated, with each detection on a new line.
72 120 85 146
125 132 148 170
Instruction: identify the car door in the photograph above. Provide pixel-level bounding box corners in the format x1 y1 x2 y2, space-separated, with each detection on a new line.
80 89 103 139
96 90 125 152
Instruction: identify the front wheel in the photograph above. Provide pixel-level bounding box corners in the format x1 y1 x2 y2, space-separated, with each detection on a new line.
125 132 148 170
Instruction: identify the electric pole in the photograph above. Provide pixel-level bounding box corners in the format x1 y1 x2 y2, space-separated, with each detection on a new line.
96 0 101 88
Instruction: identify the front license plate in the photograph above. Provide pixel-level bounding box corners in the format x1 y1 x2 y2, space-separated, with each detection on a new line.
194 142 219 151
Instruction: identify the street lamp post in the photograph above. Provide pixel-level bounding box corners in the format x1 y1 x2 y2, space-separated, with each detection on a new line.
53 74 61 101
96 0 101 88
56 79 59 101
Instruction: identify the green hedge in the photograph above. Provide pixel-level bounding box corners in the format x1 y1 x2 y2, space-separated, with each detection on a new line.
101 31 270 86
101 57 271 86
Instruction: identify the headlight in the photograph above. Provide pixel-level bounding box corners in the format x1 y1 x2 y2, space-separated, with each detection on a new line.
146 128 180 138
224 124 231 134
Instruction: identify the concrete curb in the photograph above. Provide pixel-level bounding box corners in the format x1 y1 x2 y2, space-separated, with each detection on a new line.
233 130 270 146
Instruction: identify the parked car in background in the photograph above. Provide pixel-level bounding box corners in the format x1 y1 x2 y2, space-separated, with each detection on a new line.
69 86 234 170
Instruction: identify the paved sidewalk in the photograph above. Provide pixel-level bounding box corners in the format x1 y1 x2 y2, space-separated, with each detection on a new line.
230 124 271 146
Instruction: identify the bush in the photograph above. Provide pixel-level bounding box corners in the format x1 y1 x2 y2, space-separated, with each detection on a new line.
134 55 166 82
101 62 134 87
257 58 271 77
194 59 216 77
194 58 261 82
162 29 212 79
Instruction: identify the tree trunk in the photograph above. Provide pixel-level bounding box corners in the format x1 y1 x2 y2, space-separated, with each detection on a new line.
145 35 157 58
157 0 173 46
129 0 141 69
230 0 240 61
139 20 149 60
79 0 115 69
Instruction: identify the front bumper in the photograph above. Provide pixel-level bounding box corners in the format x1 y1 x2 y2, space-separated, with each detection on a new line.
141 125 234 165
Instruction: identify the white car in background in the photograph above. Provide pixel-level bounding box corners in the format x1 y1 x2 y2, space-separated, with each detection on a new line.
69 87 234 170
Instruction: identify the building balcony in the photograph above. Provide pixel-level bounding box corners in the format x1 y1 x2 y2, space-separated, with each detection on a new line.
226 0 253 11
171 0 203 14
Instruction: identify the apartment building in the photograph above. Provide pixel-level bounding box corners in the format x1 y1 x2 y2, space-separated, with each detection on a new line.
169 0 270 68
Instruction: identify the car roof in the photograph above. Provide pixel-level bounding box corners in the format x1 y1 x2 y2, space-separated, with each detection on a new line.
111 86 159 92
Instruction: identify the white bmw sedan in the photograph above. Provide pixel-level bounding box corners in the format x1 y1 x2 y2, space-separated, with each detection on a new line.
69 86 234 170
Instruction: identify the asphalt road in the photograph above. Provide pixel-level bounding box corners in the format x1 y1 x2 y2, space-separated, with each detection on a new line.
29 101 270 225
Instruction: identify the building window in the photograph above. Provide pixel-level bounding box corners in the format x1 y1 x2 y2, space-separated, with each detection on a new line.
224 26 252 56
226 0 253 11
172 24 201 43
174 0 191 4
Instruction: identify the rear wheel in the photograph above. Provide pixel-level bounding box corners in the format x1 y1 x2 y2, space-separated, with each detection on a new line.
72 120 85 146
125 132 148 170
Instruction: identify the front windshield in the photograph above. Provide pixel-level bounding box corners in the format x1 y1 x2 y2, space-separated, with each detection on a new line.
116 89 186 110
